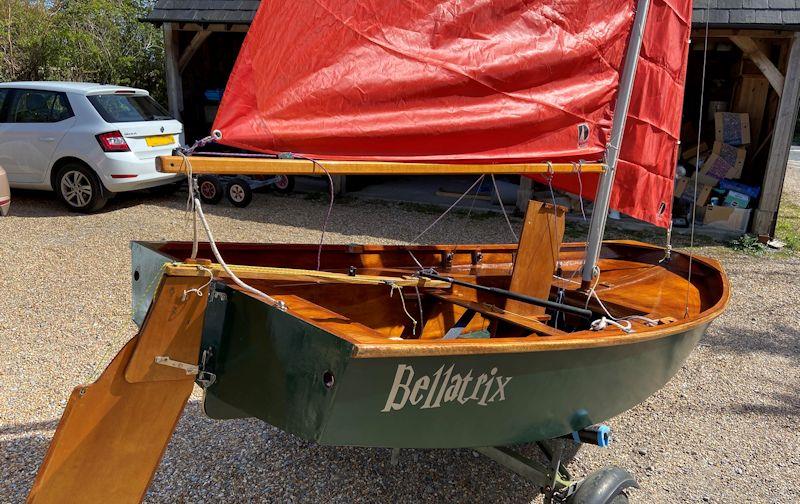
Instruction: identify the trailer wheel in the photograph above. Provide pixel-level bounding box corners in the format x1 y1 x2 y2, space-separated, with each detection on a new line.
227 177 253 207
565 467 638 504
198 175 223 204
273 175 295 194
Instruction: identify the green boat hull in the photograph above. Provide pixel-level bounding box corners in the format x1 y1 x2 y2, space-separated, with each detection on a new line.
198 283 705 449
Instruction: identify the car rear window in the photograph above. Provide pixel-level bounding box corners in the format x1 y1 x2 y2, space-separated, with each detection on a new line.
88 94 172 123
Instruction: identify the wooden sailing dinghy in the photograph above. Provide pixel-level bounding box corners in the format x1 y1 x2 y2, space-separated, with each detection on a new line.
29 0 728 502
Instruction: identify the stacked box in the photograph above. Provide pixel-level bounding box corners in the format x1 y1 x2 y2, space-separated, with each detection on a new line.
714 112 750 146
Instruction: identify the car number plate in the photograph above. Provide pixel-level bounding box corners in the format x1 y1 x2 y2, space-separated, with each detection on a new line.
145 134 175 147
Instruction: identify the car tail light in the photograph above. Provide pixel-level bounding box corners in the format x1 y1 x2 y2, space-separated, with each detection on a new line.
96 131 130 152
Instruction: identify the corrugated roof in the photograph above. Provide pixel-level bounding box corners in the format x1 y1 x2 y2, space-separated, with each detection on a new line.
143 1 800 29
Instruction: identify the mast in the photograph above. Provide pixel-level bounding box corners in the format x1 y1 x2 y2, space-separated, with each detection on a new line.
581 0 652 287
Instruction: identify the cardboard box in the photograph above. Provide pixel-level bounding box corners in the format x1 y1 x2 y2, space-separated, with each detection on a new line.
700 153 734 180
681 142 709 162
714 112 750 146
711 141 746 179
677 172 717 202
681 183 714 206
702 205 751 233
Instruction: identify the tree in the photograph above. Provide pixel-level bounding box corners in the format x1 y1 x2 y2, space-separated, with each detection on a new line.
0 0 165 103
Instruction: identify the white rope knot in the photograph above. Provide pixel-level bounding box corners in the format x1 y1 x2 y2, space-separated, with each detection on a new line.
181 265 214 301
591 317 632 333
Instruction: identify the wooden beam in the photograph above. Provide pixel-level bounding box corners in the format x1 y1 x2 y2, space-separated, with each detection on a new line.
753 32 800 235
729 36 785 96
178 30 211 73
700 29 795 39
163 23 183 120
176 22 249 32
164 262 451 288
156 155 606 176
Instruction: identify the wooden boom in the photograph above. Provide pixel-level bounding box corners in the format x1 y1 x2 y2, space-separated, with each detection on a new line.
156 155 606 176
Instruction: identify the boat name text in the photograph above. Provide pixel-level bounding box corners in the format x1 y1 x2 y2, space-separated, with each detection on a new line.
381 364 511 412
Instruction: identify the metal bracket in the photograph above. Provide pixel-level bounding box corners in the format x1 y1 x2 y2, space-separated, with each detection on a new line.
154 356 198 375
196 348 217 389
153 350 217 389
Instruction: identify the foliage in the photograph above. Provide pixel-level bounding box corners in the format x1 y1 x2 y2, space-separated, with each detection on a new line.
727 234 767 255
0 0 165 102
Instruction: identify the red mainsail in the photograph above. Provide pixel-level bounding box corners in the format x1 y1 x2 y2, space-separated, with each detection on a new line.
213 0 691 228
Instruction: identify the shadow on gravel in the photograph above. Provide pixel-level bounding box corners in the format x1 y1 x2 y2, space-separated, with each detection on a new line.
146 400 591 502
0 428 51 499
703 324 800 364
1 403 585 502
5 189 182 218
0 419 58 436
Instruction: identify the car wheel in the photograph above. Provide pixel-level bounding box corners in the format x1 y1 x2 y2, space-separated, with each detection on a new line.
197 175 223 204
226 177 253 207
56 163 108 212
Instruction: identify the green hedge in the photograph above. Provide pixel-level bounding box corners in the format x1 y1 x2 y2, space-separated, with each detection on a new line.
0 0 165 104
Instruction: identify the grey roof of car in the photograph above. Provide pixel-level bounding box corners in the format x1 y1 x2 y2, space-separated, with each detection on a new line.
0 82 146 95
141 1 800 30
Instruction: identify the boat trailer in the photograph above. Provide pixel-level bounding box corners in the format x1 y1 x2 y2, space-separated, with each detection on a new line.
471 425 637 504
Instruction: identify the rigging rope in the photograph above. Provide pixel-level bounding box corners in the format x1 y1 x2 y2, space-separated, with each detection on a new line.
178 145 286 310
406 174 486 269
388 283 418 335
491 174 519 242
283 153 336 271
684 8 711 319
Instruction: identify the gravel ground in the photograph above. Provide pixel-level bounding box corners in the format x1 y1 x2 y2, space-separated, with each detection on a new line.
1 178 798 503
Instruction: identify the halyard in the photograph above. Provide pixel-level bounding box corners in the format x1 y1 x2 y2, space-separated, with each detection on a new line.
1 171 798 503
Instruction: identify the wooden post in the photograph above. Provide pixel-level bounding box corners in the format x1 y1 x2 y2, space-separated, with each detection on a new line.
753 32 800 236
332 175 347 195
163 23 183 121
516 176 533 213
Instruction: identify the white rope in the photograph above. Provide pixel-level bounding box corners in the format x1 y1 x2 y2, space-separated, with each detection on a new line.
591 317 632 333
176 145 286 310
181 265 214 300
194 197 286 310
179 151 199 259
388 283 417 336
584 268 659 332
490 174 519 242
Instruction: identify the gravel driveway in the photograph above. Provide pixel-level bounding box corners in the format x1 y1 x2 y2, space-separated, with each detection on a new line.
1 180 798 503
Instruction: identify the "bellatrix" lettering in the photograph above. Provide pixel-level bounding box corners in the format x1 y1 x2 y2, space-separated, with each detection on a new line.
381 364 512 412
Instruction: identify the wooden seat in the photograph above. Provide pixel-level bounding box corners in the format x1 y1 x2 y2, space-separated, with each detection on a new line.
431 292 566 337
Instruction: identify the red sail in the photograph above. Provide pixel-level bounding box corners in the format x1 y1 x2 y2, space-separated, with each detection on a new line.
213 0 691 228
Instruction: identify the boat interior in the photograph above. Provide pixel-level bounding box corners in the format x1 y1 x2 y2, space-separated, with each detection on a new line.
142 202 728 354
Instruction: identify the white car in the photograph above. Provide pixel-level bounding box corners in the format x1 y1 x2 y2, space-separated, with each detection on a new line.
0 82 183 212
